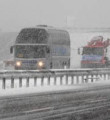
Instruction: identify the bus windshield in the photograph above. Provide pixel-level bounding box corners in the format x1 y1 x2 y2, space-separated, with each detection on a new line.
82 47 103 55
16 28 48 43
15 45 49 58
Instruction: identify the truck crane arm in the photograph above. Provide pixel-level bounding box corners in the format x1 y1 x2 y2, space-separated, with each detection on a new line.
88 36 110 48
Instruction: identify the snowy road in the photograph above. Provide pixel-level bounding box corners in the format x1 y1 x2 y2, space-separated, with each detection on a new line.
0 80 110 120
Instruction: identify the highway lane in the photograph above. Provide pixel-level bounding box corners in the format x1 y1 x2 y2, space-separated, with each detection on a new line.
0 83 110 120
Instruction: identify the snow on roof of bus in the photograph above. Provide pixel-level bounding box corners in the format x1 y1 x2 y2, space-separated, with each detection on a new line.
36 25 53 28
36 25 68 32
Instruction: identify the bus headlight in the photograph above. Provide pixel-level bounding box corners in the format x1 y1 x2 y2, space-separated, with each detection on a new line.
38 61 44 67
16 61 22 67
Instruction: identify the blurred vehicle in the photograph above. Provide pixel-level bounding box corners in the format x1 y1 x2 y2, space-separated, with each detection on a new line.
80 36 110 68
10 25 70 70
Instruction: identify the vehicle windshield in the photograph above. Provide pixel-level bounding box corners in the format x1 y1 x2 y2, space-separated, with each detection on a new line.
82 47 103 55
16 28 48 43
15 45 49 58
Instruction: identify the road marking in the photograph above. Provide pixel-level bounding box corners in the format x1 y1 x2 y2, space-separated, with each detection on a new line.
24 107 54 114
42 103 110 119
89 98 108 103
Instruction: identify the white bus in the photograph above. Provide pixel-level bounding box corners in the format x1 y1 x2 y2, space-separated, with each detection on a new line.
10 25 70 70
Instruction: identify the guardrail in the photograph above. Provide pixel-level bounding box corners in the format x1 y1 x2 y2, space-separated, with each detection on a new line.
0 68 110 89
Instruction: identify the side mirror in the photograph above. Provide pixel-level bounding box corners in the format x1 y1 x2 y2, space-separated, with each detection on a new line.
78 48 80 54
10 46 13 54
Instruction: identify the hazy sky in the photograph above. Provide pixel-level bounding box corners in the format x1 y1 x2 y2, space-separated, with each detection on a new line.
0 0 110 31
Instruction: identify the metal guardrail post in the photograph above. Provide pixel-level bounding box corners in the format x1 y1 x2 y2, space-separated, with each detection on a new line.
108 73 110 80
26 77 29 87
100 74 103 79
11 77 14 88
60 76 63 85
19 77 22 88
48 76 50 85
71 76 74 84
85 75 88 83
66 75 68 85
82 75 85 83
54 76 57 85
41 77 44 86
76 75 79 84
2 78 6 89
34 77 37 86
95 74 98 81
104 74 106 80
91 74 94 82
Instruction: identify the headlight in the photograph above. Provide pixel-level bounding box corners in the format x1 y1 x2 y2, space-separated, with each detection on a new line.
16 61 22 67
38 61 44 67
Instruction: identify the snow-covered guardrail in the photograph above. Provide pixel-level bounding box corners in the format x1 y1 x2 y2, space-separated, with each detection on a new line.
0 68 110 89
